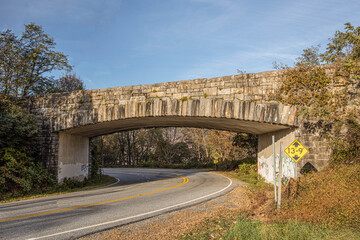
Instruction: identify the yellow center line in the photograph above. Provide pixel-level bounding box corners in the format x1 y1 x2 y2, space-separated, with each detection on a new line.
0 172 189 223
110 172 180 177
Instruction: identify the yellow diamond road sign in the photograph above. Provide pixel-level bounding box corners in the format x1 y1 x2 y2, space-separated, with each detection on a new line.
211 152 221 160
284 140 309 163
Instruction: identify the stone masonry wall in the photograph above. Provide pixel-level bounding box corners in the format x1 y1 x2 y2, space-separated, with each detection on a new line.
29 70 283 112
28 67 355 179
29 70 290 132
28 70 294 178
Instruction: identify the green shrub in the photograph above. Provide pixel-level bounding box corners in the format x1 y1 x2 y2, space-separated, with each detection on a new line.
237 163 257 175
330 119 360 165
0 97 55 200
0 148 55 199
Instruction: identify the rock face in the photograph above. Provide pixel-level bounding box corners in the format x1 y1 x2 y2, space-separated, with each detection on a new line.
26 70 328 182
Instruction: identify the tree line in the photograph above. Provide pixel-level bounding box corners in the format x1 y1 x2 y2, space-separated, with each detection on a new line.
90 128 257 170
0 23 85 199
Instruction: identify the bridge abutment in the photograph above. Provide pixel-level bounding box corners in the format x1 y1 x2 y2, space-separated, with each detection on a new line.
258 128 297 183
58 132 89 182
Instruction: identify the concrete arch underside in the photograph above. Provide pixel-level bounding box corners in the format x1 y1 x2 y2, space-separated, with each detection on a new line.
62 116 292 137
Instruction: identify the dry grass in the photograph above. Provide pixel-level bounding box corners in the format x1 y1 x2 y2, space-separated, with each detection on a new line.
272 164 360 230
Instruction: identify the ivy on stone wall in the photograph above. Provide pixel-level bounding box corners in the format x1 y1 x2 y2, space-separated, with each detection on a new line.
274 65 332 118
273 23 360 165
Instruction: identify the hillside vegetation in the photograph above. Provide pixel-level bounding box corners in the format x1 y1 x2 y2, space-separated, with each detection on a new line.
272 23 360 230
245 21 360 235
0 23 90 201
275 164 360 230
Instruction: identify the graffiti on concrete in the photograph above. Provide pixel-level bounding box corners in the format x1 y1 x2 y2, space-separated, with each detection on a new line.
258 154 296 183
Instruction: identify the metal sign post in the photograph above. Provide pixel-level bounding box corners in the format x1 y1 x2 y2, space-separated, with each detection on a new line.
272 136 277 203
276 139 309 210
277 142 283 209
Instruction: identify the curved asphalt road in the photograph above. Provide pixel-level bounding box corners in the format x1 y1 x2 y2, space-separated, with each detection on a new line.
0 168 234 240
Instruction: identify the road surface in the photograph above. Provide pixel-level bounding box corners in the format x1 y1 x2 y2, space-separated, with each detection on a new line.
0 168 234 240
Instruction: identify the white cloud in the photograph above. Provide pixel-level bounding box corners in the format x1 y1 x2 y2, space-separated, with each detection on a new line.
176 44 301 80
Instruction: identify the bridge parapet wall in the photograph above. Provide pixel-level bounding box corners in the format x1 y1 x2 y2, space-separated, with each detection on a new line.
30 70 281 110
29 70 286 131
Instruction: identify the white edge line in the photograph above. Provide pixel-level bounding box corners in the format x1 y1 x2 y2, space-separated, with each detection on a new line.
102 177 120 188
27 176 233 240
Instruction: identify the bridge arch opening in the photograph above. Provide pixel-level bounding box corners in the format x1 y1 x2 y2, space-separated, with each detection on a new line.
57 116 297 183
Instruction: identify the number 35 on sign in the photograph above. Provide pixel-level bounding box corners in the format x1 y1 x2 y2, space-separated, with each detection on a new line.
284 139 309 163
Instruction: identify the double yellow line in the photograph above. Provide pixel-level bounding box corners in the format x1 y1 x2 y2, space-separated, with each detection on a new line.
0 172 189 223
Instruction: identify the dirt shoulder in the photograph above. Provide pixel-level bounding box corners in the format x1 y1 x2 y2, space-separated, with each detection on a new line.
79 176 254 240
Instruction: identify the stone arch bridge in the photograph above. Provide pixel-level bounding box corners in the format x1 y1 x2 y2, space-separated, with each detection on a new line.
28 70 329 182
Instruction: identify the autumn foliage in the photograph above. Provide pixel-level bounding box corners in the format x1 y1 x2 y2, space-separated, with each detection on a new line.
91 128 256 170
275 164 360 230
269 23 360 231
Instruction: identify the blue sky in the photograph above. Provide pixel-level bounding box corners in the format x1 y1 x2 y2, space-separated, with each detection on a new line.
1 0 360 90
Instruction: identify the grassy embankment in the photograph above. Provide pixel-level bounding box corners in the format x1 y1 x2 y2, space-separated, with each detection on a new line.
0 174 117 203
180 163 360 240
